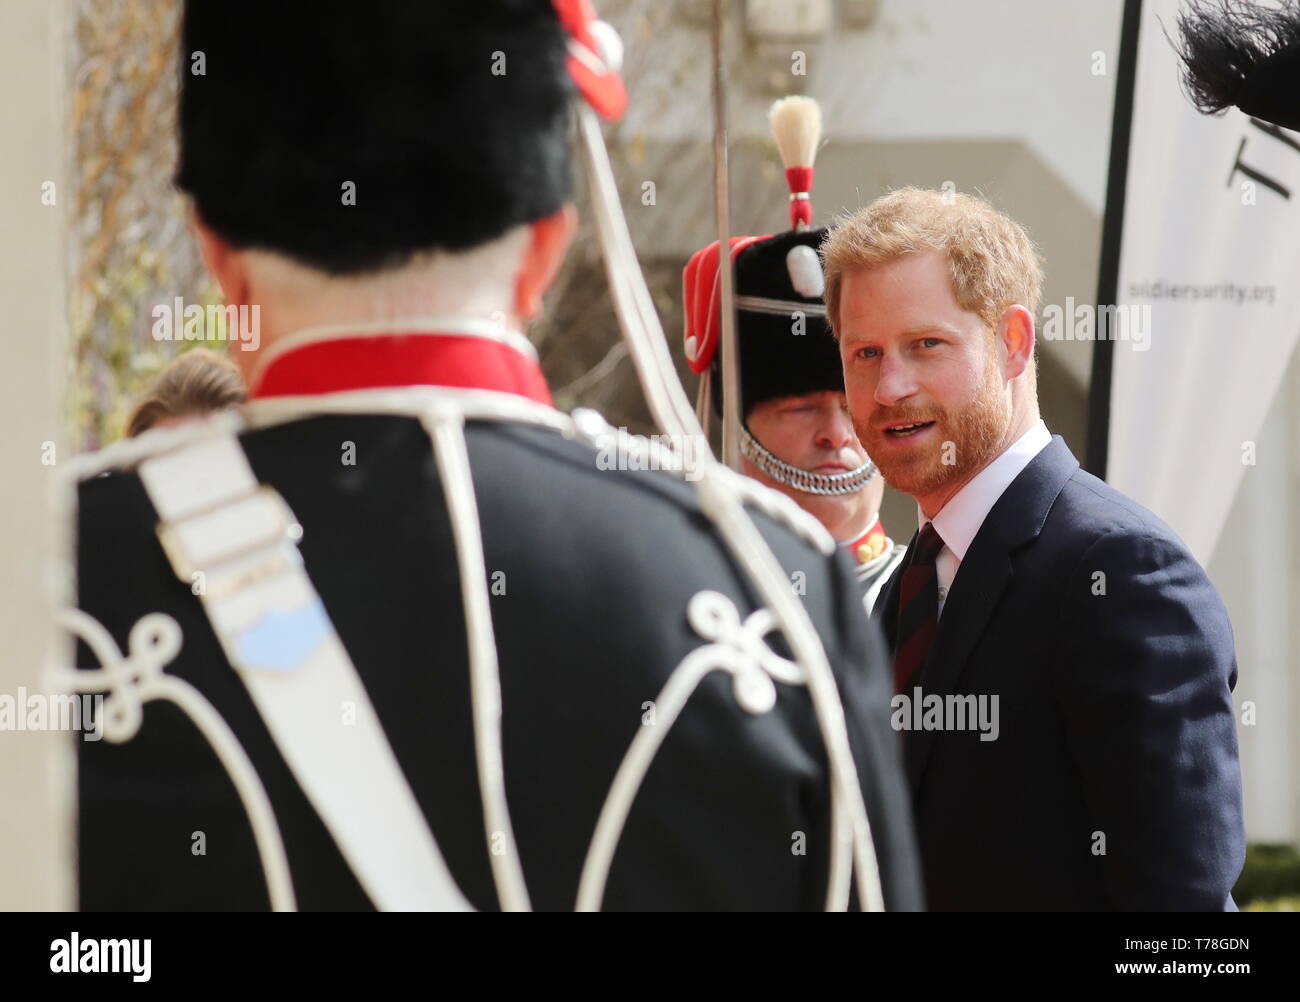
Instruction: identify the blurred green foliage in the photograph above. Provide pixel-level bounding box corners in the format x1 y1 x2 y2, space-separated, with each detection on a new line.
70 0 219 449
1234 842 1300 908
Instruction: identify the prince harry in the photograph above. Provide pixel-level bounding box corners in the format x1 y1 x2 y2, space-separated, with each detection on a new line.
823 187 1245 911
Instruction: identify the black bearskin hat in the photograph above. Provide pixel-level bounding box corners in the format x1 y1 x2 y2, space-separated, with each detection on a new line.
1174 0 1300 130
177 0 575 275
730 228 843 417
682 227 845 421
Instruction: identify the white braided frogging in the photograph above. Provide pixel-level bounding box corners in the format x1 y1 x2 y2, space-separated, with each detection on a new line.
53 609 296 912
575 590 804 910
577 103 883 912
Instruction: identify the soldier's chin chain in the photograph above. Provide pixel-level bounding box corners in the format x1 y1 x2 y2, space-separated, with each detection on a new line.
739 425 876 496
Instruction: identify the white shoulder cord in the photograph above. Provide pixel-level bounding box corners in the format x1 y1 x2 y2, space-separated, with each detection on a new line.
53 608 297 911
578 103 884 912
60 408 248 483
420 405 532 913
578 107 702 443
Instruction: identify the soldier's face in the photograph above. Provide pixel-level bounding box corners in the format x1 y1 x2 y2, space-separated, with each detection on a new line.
837 250 1012 511
743 390 880 541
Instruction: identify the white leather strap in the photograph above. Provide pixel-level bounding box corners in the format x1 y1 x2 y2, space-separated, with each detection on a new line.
139 433 471 911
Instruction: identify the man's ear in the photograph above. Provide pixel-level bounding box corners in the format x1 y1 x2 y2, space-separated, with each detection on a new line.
997 304 1036 380
192 212 251 306
513 204 578 322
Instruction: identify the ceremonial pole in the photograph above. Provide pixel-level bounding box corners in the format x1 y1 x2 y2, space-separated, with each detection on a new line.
711 0 741 470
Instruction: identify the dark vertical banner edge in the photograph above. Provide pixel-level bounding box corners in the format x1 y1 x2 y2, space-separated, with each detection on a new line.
1087 0 1144 479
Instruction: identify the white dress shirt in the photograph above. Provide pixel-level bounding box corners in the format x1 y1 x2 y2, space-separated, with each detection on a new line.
919 419 1052 616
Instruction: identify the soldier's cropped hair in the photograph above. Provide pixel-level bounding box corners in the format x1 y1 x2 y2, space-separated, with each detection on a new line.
176 0 574 276
820 187 1044 336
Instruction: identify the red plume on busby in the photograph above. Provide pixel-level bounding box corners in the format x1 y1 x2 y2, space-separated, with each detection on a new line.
553 0 628 121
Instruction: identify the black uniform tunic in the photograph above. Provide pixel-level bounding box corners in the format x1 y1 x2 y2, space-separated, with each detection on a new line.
74 330 921 911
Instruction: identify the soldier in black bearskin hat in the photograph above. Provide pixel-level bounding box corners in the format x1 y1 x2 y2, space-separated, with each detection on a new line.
64 1 921 911
684 98 906 612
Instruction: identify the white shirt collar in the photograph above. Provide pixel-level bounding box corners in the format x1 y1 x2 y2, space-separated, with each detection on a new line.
918 419 1052 560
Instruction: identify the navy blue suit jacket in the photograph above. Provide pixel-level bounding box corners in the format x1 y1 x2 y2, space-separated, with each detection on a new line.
875 436 1245 910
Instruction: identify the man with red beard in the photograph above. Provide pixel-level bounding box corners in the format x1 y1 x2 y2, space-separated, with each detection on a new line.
822 187 1245 910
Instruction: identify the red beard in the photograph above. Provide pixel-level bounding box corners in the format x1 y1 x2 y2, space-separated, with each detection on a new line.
861 359 1010 500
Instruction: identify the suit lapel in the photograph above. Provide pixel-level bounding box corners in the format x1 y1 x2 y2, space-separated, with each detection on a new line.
901 437 1080 796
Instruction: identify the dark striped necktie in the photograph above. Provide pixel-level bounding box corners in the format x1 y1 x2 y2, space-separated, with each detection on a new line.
893 522 946 693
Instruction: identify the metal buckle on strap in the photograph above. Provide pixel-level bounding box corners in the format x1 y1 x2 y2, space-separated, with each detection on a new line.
155 487 303 584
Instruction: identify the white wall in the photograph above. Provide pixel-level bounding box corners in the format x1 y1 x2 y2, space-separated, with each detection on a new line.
609 0 1125 393
619 0 1125 211
1209 350 1300 844
0 0 73 909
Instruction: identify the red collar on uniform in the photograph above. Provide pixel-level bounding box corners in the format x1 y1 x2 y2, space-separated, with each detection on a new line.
845 515 887 566
249 331 553 406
